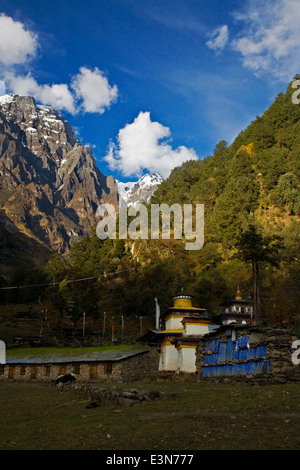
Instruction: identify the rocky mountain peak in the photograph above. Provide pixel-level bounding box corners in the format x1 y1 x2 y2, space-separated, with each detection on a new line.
0 94 119 274
0 94 78 188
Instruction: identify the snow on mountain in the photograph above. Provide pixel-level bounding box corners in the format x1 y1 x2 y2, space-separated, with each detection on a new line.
0 94 15 106
117 181 136 205
117 173 164 207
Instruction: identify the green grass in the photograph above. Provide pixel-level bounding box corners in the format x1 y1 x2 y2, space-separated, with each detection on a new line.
6 343 145 358
1 380 299 450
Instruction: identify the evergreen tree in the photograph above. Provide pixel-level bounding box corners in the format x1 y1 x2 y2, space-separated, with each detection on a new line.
237 224 284 325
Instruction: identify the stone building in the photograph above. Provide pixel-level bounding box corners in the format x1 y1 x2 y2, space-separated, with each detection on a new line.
0 349 159 383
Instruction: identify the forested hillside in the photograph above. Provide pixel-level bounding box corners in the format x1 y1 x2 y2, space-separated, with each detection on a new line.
1 80 299 341
153 79 300 239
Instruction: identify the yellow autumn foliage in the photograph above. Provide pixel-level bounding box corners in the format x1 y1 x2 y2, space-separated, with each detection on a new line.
238 142 254 157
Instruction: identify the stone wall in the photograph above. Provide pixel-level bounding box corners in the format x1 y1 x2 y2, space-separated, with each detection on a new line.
0 349 159 383
57 382 177 408
119 348 159 382
196 325 300 384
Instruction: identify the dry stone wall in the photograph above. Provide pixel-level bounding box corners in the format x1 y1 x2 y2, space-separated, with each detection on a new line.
58 382 177 408
196 326 300 384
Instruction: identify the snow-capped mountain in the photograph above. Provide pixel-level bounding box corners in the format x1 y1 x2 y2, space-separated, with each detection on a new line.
117 173 164 207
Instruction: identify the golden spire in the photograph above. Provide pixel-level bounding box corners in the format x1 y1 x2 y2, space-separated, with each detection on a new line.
235 286 242 300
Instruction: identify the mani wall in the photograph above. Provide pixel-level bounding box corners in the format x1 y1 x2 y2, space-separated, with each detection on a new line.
196 325 300 384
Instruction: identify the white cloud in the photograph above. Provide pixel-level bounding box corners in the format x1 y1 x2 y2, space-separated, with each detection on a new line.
206 25 229 53
5 72 76 114
71 67 118 114
0 13 38 66
0 80 5 95
104 111 198 179
0 15 118 115
4 66 119 115
231 0 300 79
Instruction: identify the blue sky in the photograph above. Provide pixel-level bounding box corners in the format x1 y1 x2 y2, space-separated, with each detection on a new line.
0 0 299 181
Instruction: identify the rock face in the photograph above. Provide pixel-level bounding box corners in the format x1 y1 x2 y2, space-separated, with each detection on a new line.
0 94 119 274
117 173 163 207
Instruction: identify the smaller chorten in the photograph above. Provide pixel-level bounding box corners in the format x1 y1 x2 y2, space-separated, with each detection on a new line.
212 288 253 325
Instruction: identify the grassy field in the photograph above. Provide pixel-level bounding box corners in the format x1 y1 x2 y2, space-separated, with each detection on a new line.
1 380 299 451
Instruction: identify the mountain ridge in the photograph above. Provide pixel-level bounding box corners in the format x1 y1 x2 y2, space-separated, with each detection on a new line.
0 94 119 277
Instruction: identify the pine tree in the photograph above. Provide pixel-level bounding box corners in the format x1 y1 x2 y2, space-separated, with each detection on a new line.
237 224 284 325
